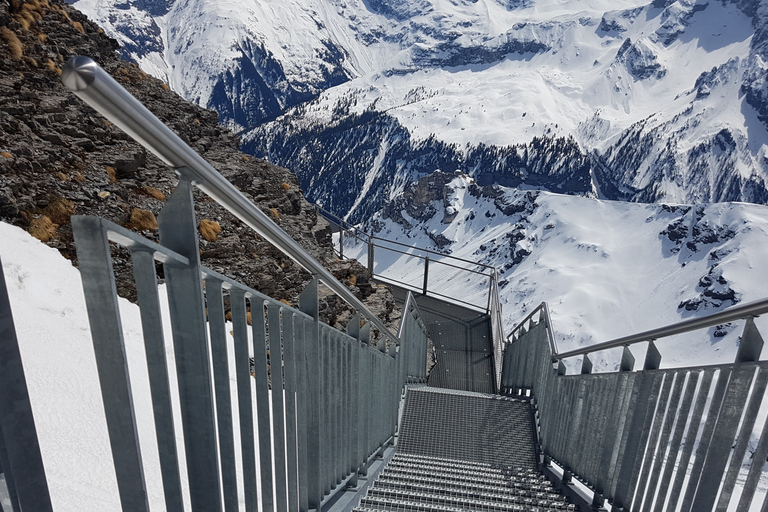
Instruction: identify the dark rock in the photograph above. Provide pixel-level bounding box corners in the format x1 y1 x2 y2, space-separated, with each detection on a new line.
0 0 400 336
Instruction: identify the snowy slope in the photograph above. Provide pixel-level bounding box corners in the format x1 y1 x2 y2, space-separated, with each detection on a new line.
243 0 768 220
0 222 250 511
68 0 768 221
345 172 768 371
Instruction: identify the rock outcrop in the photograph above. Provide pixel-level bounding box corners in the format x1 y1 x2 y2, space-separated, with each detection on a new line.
0 0 399 333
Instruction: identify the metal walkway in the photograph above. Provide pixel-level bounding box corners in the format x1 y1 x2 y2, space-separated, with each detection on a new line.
352 387 574 511
387 285 496 393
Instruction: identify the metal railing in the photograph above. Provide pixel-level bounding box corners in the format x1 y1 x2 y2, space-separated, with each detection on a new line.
501 299 768 511
0 56 430 512
315 204 498 314
399 291 429 384
0 257 54 512
61 56 398 346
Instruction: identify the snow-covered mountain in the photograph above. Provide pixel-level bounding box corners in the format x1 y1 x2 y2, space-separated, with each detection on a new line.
345 171 768 371
70 0 768 223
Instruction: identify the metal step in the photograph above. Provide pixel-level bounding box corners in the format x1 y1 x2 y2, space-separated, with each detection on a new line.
372 479 566 504
359 490 577 511
377 472 558 497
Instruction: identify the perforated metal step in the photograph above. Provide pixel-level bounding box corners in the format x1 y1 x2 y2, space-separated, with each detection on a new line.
351 388 574 512
397 387 538 468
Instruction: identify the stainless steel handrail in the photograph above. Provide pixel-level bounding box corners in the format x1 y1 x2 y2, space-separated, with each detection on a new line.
509 298 768 361
61 56 398 344
370 235 497 270
554 297 768 360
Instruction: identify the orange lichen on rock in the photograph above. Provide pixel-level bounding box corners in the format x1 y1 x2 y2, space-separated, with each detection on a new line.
127 208 158 231
199 219 221 242
29 216 57 242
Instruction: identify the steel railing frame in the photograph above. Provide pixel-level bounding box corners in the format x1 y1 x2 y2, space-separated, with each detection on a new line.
501 299 768 511
317 205 499 314
61 56 398 347
54 55 431 512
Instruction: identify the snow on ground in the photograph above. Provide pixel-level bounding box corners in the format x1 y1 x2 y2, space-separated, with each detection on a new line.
0 221 262 511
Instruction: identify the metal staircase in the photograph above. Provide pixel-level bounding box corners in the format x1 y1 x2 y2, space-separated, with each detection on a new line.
3 54 768 512
352 387 573 512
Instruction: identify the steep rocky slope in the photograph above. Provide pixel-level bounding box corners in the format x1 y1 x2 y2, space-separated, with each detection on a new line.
0 0 398 331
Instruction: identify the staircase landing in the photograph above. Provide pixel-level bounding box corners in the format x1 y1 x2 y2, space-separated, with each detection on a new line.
386 285 495 393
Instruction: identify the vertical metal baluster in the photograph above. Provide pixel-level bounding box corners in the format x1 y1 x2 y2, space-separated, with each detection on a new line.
156 177 222 512
251 299 274 512
344 333 353 482
206 279 238 512
347 314 361 488
130 249 184 512
323 328 332 495
231 290 257 512
334 332 343 485
358 326 368 477
293 317 309 512
72 216 150 512
0 257 54 512
299 279 321 510
268 305 288 512
282 312 299 512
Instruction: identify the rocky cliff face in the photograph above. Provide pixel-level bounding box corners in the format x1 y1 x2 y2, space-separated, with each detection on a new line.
0 0 398 332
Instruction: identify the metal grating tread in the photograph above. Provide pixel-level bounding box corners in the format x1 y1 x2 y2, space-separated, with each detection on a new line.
378 472 557 495
357 493 577 512
372 479 566 503
398 388 538 468
384 461 544 483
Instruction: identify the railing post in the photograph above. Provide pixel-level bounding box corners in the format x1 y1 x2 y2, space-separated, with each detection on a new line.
339 223 344 260
156 174 222 512
620 347 635 372
736 317 764 363
643 340 661 371
367 239 374 275
299 277 323 510
422 254 430 296
0 257 54 512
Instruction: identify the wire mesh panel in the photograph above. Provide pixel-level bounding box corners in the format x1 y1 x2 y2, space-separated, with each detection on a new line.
372 243 428 293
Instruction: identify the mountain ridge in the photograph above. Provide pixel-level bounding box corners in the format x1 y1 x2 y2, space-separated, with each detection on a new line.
68 0 768 221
